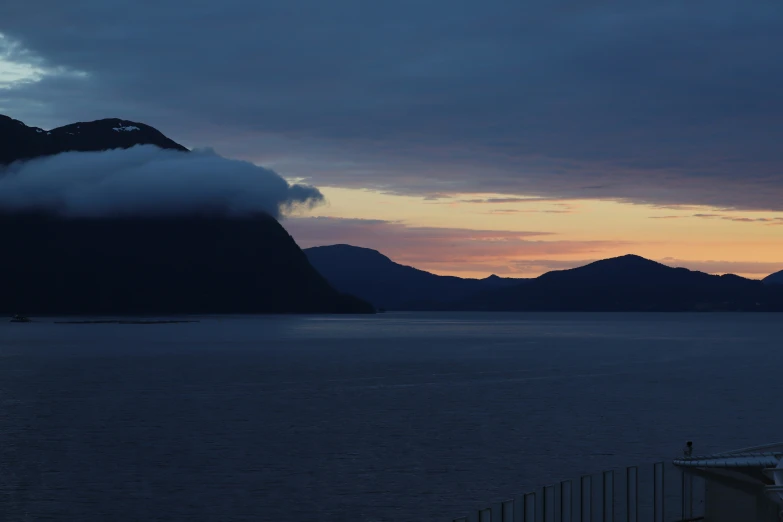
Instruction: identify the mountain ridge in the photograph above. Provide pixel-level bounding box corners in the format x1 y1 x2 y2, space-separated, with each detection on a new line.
0 115 373 315
765 270 783 285
304 244 526 310
456 254 781 311
306 245 783 312
0 115 188 166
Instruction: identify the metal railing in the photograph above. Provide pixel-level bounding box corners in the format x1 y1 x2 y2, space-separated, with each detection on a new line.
451 461 705 522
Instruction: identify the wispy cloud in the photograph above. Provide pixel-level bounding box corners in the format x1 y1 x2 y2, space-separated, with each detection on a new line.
459 197 570 204
724 217 783 224
650 213 783 225
486 208 574 215
650 205 708 211
446 197 577 214
659 258 783 277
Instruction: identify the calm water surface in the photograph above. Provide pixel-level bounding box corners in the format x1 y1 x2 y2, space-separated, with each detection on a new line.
0 312 781 521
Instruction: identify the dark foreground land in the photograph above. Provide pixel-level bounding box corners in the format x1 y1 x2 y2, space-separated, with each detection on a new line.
0 213 374 315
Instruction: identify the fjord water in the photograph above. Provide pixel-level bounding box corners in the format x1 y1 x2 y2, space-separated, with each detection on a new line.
1 313 781 522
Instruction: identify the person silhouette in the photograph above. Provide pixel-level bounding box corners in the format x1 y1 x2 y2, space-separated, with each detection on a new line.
683 440 693 457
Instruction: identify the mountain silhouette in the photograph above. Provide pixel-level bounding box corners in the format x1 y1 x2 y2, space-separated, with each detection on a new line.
0 116 372 315
458 254 783 311
0 115 188 165
0 213 373 315
306 247 783 312
535 255 752 287
764 269 783 285
304 244 525 309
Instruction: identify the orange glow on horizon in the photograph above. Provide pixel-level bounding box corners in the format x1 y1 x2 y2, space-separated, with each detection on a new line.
287 185 783 279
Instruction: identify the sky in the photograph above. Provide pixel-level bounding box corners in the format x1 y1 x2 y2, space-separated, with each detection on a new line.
0 0 781 278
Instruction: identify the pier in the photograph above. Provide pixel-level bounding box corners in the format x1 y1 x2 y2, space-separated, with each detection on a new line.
450 442 783 522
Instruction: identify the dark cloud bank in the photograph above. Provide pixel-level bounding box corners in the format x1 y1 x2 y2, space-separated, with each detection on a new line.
0 146 323 218
2 0 783 210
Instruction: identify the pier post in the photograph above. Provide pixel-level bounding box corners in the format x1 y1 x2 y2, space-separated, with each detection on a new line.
653 462 664 522
561 480 573 522
602 471 614 522
581 475 592 522
543 485 555 522
523 492 536 522
501 499 514 522
681 469 693 520
626 466 638 522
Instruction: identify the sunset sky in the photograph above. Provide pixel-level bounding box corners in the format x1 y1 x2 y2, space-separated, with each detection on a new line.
1 1 781 279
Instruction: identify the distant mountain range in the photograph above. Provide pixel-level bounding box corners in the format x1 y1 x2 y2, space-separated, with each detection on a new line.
0 114 188 165
304 244 525 310
4 114 780 315
307 246 783 312
458 254 783 312
0 115 373 315
765 270 783 285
